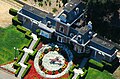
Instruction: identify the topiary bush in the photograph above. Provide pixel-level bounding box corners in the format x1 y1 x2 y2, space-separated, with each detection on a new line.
9 8 18 16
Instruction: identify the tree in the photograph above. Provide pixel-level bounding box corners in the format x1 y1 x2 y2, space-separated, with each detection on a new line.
38 2 43 7
62 0 67 6
49 1 51 6
87 0 120 43
52 8 58 13
59 3 61 8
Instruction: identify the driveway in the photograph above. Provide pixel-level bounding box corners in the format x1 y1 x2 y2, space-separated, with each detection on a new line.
0 69 19 79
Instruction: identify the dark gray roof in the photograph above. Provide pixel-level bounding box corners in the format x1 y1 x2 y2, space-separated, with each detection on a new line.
22 4 48 18
91 37 115 50
63 0 83 12
47 13 54 18
75 26 90 35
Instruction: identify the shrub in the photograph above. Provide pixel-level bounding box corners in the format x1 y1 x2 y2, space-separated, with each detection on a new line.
68 73 74 79
58 68 62 73
12 16 22 26
16 52 24 63
69 65 75 73
29 49 38 60
15 65 22 77
44 49 49 54
24 55 30 64
81 68 88 77
13 62 21 69
52 8 58 13
88 59 104 70
76 75 81 79
17 25 27 33
21 63 31 78
38 2 43 7
102 60 112 67
25 34 33 40
9 8 18 16
32 38 41 50
36 29 40 35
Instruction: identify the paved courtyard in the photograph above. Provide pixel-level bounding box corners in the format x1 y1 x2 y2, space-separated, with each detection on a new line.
42 51 65 71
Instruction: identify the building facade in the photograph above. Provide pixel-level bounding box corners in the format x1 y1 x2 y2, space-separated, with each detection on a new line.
17 0 118 62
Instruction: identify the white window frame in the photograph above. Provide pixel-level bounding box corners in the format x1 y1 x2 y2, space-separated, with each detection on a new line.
57 36 63 43
59 26 64 33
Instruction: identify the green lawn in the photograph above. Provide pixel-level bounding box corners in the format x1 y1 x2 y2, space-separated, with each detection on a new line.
0 25 30 64
85 67 115 79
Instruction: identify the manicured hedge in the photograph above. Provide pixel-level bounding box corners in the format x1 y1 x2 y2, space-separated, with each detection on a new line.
16 25 33 48
76 75 81 79
21 63 31 78
88 59 104 70
16 52 24 63
14 52 24 77
81 68 88 77
24 55 30 64
13 52 24 69
17 25 32 35
25 34 33 40
9 8 18 16
69 64 79 73
68 73 74 79
15 65 22 77
17 25 27 33
102 60 112 67
12 16 22 26
69 65 75 73
36 29 40 36
29 49 38 60
32 38 41 50
21 54 31 78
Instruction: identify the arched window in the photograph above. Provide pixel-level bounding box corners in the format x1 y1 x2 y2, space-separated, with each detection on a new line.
77 35 81 41
59 26 64 33
75 7 79 14
70 33 74 37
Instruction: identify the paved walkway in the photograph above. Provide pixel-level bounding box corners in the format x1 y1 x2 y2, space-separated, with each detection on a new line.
17 33 38 78
34 44 73 78
72 68 84 79
1 62 16 73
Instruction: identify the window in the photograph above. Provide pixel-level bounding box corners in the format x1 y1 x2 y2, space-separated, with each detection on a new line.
81 47 84 52
70 33 74 37
57 36 63 43
75 7 79 14
77 35 81 41
59 26 64 33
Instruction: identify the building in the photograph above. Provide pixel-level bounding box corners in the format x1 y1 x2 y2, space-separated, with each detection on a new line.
17 0 118 62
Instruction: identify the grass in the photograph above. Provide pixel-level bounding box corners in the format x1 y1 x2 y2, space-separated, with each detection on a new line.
0 25 30 64
85 67 115 79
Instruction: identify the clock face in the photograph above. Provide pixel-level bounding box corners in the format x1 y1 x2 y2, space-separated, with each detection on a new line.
42 51 65 71
34 44 73 78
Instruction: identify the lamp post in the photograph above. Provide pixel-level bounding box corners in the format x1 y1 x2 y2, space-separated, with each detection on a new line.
14 47 18 61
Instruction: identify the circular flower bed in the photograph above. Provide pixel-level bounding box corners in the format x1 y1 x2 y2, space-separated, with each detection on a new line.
34 44 73 78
